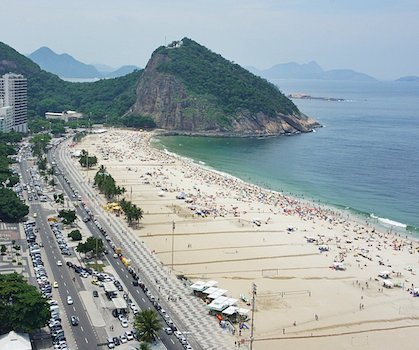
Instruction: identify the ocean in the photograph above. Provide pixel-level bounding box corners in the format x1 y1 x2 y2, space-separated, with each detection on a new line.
153 79 419 235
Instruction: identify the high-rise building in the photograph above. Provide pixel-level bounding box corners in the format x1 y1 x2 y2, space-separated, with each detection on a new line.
0 73 27 133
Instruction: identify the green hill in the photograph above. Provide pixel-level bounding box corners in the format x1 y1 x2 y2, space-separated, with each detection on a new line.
0 41 141 122
130 38 319 135
157 38 298 116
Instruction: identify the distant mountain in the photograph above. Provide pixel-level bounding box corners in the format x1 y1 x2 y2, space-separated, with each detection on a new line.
105 65 140 78
0 41 141 120
28 47 101 78
28 47 140 79
247 61 376 81
396 75 419 82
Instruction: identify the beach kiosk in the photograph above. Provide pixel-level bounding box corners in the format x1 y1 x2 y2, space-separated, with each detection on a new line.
378 271 391 279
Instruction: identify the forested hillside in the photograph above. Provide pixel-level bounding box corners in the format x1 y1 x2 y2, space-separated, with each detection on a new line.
0 42 141 122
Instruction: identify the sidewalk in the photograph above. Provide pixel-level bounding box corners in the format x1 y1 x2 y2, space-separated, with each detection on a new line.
58 139 234 350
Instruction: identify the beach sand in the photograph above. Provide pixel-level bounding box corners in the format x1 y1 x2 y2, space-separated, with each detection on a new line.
73 129 419 350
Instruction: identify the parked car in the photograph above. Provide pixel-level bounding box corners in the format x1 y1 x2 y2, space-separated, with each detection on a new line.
67 296 73 305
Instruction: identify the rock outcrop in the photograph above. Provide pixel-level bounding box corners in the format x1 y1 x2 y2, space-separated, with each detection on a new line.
129 38 320 136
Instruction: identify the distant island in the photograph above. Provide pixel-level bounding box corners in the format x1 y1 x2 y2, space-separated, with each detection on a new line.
288 93 346 102
28 46 140 79
247 61 376 81
395 75 419 82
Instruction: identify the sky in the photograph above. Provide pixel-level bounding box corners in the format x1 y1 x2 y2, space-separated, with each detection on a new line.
2 0 419 80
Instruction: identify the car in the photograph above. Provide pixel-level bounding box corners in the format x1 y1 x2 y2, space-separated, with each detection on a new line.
184 345 193 350
107 337 115 349
71 315 79 326
67 296 73 305
113 337 120 346
132 280 139 286
56 260 62 266
33 213 37 218
164 327 173 335
124 331 134 341
53 281 59 288
119 335 128 343
93 290 99 297
120 319 129 328
174 331 183 339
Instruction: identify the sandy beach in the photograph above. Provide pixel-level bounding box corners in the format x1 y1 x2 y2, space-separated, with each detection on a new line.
73 128 419 350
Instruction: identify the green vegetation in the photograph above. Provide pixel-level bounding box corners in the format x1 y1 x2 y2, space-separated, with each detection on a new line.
134 309 161 343
157 38 299 118
0 272 50 334
77 237 104 256
120 198 143 225
53 193 65 205
58 209 77 225
31 134 51 158
0 41 142 123
79 149 98 168
0 188 29 222
94 166 125 199
121 114 156 129
68 229 82 241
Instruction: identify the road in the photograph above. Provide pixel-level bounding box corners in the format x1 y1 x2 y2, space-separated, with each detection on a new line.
20 155 99 350
48 141 187 350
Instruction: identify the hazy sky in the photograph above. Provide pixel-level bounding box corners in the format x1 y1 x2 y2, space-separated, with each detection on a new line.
2 0 418 80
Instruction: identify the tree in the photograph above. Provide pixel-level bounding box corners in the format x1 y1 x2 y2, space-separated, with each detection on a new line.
134 309 161 343
139 343 151 350
77 237 104 256
79 149 98 168
68 229 82 241
49 178 56 188
54 193 65 205
58 209 77 225
0 272 50 334
0 188 29 222
31 134 51 158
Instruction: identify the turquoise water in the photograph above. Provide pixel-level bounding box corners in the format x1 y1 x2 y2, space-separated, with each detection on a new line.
154 79 419 234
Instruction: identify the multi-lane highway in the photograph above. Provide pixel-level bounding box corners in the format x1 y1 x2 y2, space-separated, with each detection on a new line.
48 141 188 350
20 155 98 350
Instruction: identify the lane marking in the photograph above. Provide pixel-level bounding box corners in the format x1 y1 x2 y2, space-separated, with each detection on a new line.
171 339 175 344
85 337 88 343
81 326 84 332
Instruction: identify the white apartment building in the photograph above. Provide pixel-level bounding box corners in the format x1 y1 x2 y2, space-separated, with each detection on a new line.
0 73 28 133
0 105 14 132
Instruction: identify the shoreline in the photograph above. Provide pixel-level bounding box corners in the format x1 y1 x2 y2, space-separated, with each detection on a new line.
73 128 419 350
152 135 419 240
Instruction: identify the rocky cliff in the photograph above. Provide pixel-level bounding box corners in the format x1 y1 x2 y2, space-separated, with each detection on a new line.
129 38 320 136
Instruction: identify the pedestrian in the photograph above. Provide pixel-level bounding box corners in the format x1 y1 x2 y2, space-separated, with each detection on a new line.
234 341 237 347
283 328 285 334
315 314 318 321
293 321 296 326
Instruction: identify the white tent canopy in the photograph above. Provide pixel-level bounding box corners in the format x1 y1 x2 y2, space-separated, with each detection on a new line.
0 331 31 350
190 280 218 292
207 296 238 311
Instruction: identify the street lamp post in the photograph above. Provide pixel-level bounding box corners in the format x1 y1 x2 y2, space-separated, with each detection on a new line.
250 283 257 350
171 221 175 271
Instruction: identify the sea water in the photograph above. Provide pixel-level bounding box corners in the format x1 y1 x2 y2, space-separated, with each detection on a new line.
154 79 419 235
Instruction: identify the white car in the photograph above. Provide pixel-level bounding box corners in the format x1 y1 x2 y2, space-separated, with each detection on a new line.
120 319 129 328
56 260 62 266
124 331 134 341
119 335 128 343
67 296 73 305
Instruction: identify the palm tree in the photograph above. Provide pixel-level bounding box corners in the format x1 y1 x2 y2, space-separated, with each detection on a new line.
134 309 161 343
138 343 151 350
